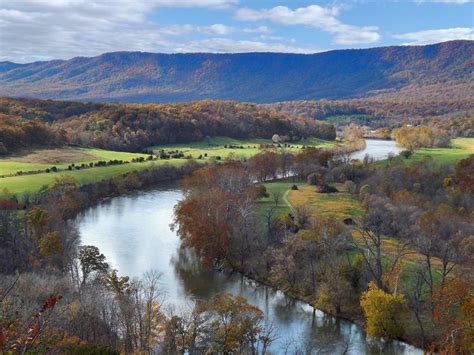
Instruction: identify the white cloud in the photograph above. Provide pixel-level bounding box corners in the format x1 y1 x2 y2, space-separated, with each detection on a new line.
235 5 381 45
200 24 235 35
243 26 272 34
394 27 474 45
0 0 239 62
174 38 322 53
416 0 470 4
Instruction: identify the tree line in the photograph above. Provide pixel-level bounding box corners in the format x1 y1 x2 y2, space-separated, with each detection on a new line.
270 98 474 136
0 97 335 154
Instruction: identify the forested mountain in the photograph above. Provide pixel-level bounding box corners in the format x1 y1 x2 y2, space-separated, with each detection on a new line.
0 97 334 153
0 41 472 103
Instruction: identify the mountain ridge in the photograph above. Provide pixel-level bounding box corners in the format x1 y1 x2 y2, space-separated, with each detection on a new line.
0 40 472 103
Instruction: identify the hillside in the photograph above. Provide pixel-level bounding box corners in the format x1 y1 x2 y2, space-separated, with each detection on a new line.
270 98 474 135
0 41 472 103
0 97 335 153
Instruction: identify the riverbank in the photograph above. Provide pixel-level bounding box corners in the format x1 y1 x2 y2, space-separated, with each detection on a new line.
76 185 421 354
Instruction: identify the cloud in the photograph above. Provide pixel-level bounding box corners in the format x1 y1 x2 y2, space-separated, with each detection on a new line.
200 24 235 35
0 0 241 62
235 5 381 45
243 26 272 34
175 38 321 53
394 27 474 45
416 0 470 4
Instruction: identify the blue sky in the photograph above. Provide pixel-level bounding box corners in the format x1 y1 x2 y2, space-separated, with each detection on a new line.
0 0 472 62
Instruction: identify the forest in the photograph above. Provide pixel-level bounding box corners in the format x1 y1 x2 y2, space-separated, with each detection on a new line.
271 98 474 136
174 150 474 352
0 98 335 154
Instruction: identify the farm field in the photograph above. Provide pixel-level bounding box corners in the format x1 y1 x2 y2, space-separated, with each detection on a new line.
0 137 333 196
152 136 333 160
0 147 149 176
402 137 473 165
0 159 187 196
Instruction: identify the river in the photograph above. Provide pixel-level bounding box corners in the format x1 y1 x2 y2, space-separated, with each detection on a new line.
75 140 418 354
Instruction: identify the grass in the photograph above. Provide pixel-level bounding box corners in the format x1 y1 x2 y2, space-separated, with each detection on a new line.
257 180 299 218
410 137 473 165
287 183 363 222
384 137 474 167
0 147 149 176
271 181 449 277
0 160 187 196
151 136 333 160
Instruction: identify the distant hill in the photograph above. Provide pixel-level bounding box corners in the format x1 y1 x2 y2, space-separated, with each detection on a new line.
0 97 335 153
0 41 472 103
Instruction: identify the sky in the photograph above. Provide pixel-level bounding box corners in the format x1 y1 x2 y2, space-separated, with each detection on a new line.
0 0 473 63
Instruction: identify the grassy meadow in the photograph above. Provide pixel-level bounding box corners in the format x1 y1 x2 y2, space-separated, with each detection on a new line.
287 183 363 222
394 137 473 166
0 147 150 176
0 147 184 195
410 137 473 164
0 137 332 196
152 136 333 160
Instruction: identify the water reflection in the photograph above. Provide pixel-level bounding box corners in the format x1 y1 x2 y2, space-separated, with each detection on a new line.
75 140 419 354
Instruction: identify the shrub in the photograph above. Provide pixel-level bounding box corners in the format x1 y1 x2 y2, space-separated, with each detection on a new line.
399 150 413 159
257 185 269 198
318 184 338 193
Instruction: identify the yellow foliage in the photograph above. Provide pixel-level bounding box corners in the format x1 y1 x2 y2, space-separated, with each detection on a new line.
360 282 406 339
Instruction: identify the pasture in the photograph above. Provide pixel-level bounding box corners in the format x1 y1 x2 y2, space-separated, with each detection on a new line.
151 136 333 160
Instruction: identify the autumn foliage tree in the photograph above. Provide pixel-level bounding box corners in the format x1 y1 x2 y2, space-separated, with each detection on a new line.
392 125 450 150
360 282 407 340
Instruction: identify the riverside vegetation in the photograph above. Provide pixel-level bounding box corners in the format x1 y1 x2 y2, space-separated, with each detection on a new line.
0 97 473 353
174 144 473 352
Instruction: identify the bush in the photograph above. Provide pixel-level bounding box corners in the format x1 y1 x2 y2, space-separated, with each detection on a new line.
257 185 269 198
318 184 338 193
400 150 413 159
291 184 298 190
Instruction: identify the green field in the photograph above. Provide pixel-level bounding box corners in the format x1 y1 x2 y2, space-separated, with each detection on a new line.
0 137 333 196
0 160 188 196
152 136 333 160
409 137 473 165
257 179 300 221
0 146 185 196
0 147 149 176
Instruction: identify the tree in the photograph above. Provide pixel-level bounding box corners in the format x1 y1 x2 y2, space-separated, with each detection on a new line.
196 293 272 354
27 206 50 239
392 125 450 150
360 282 406 339
38 231 63 261
78 245 109 285
271 189 282 207
343 123 366 151
248 151 280 182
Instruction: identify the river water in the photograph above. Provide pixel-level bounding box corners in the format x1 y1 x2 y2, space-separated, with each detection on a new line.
75 140 418 354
